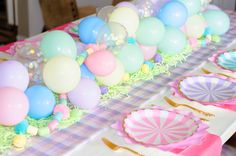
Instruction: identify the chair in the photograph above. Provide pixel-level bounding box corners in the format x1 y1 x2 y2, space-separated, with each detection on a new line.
39 0 96 30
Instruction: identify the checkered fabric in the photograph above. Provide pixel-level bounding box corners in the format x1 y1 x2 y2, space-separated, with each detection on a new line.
14 11 236 156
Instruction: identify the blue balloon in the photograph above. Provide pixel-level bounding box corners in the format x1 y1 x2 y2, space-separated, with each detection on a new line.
80 64 95 80
157 1 188 27
25 85 56 119
78 16 106 44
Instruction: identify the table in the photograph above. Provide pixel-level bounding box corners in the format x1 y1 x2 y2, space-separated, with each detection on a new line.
2 10 236 156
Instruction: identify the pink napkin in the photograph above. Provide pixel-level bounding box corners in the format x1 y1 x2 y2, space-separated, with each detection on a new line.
179 133 222 156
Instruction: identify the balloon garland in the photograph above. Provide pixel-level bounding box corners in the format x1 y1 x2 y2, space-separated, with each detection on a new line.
0 0 231 151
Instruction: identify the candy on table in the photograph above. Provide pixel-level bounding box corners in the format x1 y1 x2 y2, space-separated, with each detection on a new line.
122 73 130 81
100 86 109 95
13 135 27 149
154 54 162 63
15 120 29 134
27 125 38 136
144 61 154 69
141 64 149 73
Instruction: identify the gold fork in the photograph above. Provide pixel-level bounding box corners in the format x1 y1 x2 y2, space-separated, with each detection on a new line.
164 96 214 117
102 138 144 156
201 68 230 78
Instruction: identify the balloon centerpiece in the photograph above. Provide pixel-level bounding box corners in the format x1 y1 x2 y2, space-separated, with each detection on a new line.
0 0 230 152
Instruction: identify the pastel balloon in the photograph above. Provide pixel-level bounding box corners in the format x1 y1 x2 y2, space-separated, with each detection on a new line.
68 78 101 110
25 85 56 119
0 60 29 91
40 30 77 59
134 0 157 17
179 0 201 16
78 16 106 44
97 5 116 22
206 4 220 11
97 22 128 49
0 87 29 126
85 50 116 76
157 1 188 27
139 44 157 60
117 43 144 73
116 2 139 13
43 55 81 93
158 27 187 55
185 14 206 38
203 10 230 35
96 59 125 86
109 7 139 37
136 17 165 46
80 64 95 80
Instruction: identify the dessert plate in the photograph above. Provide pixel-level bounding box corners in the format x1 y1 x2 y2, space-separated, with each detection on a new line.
123 108 199 146
217 51 236 71
179 76 236 103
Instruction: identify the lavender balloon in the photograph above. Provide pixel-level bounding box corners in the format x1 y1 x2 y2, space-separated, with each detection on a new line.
68 78 101 110
0 60 29 91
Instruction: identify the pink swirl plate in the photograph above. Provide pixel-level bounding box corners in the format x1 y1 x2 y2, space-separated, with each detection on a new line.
112 107 208 151
170 74 236 107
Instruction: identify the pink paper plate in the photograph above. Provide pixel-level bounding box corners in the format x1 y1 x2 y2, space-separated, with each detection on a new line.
112 107 208 151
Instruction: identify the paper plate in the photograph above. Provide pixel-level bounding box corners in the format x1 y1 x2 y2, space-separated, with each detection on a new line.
112 107 208 151
124 108 198 146
179 76 236 103
217 51 236 71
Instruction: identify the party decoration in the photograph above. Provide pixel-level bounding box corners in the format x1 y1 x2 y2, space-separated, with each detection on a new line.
80 64 95 80
158 27 187 55
109 7 139 36
85 50 116 76
139 44 157 60
217 51 236 71
97 5 116 22
154 53 163 63
116 2 139 13
206 4 220 11
133 0 156 17
68 78 101 109
43 55 81 93
203 10 230 35
0 60 29 91
25 85 56 119
96 59 125 86
184 14 206 38
78 16 106 44
157 1 188 27
117 43 144 73
179 76 236 102
40 30 77 59
0 87 29 126
97 22 128 50
124 108 198 146
136 17 165 46
179 0 201 16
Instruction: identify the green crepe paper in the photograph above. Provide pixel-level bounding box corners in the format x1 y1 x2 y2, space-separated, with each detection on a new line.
0 108 84 154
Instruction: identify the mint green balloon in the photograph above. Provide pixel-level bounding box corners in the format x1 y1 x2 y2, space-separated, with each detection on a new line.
179 0 201 16
203 10 230 35
40 30 77 59
158 27 187 55
136 17 165 46
117 43 144 73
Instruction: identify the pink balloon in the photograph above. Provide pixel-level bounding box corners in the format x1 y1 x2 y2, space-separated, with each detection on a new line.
85 50 116 76
68 78 101 109
139 44 157 60
0 87 29 126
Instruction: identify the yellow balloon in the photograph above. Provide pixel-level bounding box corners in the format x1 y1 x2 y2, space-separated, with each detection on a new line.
96 59 124 86
109 7 139 37
185 15 206 38
43 55 81 93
